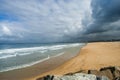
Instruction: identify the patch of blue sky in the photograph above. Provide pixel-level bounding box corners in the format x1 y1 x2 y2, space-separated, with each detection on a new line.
0 12 19 22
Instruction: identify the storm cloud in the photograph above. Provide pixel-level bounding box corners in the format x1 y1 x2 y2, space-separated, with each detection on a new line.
0 0 120 43
82 0 120 41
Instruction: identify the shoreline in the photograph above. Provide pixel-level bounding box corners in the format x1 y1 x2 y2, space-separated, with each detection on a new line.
0 52 65 73
1 42 120 80
0 46 81 80
34 42 120 80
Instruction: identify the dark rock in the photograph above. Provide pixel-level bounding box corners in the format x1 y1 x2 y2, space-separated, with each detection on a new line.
96 76 101 80
100 66 115 79
115 77 120 80
87 69 113 80
65 73 74 75
39 73 109 80
100 67 115 72
37 75 54 80
87 66 120 80
37 66 120 80
114 67 120 78
100 69 113 80
44 75 54 80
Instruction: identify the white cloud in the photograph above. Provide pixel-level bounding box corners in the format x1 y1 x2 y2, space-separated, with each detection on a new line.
0 0 92 42
2 25 12 36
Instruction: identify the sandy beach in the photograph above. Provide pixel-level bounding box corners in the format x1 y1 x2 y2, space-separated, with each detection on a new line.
0 42 120 80
0 49 79 80
34 42 120 80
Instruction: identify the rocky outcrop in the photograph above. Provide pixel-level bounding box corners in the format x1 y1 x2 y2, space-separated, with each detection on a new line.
54 73 109 80
88 66 120 80
37 66 120 80
37 73 109 80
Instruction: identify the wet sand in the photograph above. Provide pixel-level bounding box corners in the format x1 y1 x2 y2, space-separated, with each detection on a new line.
1 42 120 80
0 49 79 80
34 42 120 80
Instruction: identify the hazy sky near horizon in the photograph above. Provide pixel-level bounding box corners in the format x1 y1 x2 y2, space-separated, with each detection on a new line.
0 0 120 43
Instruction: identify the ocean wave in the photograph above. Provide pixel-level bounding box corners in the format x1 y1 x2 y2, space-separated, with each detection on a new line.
0 52 66 72
0 43 85 72
0 56 50 72
0 43 84 59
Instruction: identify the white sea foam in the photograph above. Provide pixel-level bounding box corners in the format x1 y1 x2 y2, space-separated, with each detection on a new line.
0 43 85 72
0 43 84 59
0 52 66 72
0 56 50 72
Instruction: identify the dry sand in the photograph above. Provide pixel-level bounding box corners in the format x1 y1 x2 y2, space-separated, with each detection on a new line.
0 42 120 80
34 42 120 80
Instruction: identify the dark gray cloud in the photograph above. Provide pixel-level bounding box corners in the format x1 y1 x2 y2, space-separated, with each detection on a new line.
81 0 120 41
0 0 120 43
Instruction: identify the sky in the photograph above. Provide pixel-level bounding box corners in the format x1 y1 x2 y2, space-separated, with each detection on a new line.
0 0 120 43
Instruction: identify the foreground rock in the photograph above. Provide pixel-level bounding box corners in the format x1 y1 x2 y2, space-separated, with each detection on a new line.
54 73 109 80
37 66 120 80
37 73 109 80
87 66 120 80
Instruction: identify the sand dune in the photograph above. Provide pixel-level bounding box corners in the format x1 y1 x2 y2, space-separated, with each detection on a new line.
35 42 120 80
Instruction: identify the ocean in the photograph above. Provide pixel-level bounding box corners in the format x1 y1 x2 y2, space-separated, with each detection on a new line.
0 43 85 72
